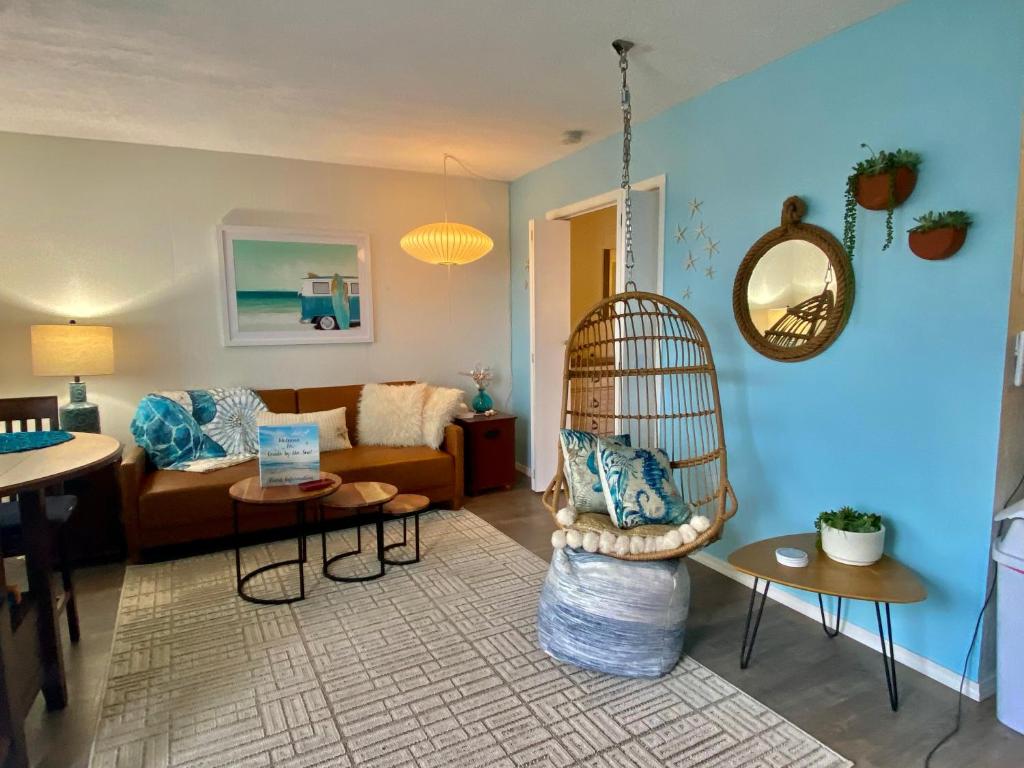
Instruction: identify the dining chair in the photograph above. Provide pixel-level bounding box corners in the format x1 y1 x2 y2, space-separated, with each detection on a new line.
0 396 80 643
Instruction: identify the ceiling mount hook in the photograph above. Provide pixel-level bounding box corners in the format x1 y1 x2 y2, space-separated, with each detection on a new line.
612 39 634 55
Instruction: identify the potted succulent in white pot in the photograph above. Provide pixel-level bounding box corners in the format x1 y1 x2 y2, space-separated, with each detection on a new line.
815 506 885 566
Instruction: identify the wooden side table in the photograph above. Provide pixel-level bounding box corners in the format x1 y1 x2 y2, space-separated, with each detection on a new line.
728 533 926 711
229 472 341 605
454 412 517 496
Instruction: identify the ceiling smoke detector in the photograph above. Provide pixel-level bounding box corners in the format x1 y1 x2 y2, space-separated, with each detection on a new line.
561 129 586 145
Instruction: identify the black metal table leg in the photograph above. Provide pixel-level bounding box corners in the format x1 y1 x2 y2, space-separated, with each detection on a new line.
818 594 842 638
875 601 899 711
235 499 307 605
740 578 771 669
383 512 422 566
322 505 387 582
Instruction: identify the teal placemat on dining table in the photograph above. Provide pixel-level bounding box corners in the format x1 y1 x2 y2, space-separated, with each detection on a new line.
0 431 75 454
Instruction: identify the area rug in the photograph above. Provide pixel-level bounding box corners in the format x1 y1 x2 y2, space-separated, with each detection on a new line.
90 510 851 768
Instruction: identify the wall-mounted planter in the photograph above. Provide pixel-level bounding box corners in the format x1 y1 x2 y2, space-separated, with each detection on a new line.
855 167 918 210
909 226 968 260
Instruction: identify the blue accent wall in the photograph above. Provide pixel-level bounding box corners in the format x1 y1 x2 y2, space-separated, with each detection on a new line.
509 0 1024 681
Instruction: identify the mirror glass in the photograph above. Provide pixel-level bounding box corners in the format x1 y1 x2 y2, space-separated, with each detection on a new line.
746 239 833 345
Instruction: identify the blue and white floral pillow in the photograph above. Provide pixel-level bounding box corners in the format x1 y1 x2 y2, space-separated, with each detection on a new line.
596 438 689 529
559 429 630 513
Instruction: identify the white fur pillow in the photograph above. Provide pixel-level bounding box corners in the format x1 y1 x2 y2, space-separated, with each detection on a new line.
357 383 428 447
256 407 352 451
421 386 464 449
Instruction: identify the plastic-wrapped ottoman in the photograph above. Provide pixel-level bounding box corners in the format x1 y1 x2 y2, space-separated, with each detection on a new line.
537 547 690 677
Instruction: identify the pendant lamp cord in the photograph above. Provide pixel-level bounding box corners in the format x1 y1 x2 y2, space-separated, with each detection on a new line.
615 40 636 292
442 155 449 225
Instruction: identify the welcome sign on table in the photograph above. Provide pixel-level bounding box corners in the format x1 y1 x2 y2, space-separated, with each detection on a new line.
258 424 320 487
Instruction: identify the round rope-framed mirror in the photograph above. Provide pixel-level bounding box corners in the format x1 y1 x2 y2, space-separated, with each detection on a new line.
733 196 854 362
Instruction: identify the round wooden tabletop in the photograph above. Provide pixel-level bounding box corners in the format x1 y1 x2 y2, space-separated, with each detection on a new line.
727 533 926 604
383 494 430 516
0 432 122 496
229 472 342 505
322 481 398 510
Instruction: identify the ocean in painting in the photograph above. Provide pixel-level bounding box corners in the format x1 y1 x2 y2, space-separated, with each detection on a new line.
236 290 309 332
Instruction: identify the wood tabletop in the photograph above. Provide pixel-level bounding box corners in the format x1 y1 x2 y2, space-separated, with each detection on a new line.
383 494 430 516
229 472 342 505
0 432 122 496
727 533 926 604
455 411 516 425
322 481 398 510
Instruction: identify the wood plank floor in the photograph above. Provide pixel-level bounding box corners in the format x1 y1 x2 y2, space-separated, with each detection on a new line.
24 480 1024 767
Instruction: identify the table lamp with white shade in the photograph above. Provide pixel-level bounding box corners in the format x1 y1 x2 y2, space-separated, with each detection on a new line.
30 321 114 433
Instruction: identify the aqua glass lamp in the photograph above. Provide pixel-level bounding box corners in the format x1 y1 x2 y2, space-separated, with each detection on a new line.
30 321 114 433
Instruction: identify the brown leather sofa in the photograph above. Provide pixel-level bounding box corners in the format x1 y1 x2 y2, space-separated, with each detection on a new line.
118 384 464 562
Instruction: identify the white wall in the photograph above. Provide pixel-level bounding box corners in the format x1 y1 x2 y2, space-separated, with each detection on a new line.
0 132 511 443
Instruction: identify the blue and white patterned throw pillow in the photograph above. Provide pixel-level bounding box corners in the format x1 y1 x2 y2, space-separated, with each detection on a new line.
559 429 630 513
201 388 268 455
596 439 689 529
130 395 225 469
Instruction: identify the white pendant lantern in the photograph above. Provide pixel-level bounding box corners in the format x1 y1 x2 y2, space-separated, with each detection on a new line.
401 154 493 266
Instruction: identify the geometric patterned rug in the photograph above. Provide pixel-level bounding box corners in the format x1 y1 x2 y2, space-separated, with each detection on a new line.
90 509 851 767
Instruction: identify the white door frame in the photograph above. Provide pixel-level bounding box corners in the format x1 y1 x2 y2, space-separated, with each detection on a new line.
544 174 666 295
528 174 667 483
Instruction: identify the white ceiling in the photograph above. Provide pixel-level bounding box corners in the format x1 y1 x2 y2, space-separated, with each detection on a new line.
0 0 902 180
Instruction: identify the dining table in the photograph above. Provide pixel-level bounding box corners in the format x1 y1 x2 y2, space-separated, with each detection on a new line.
0 432 121 733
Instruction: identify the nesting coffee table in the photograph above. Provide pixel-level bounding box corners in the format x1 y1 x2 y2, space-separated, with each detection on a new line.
229 472 341 605
320 482 398 582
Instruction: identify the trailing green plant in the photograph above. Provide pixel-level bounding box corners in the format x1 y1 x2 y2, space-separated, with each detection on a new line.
843 144 923 257
814 506 882 540
909 210 973 233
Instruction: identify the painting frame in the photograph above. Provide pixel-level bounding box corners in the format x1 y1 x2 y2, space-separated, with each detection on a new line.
219 225 374 346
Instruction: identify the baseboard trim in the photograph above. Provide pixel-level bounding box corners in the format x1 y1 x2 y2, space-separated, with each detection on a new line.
690 551 989 702
515 462 533 478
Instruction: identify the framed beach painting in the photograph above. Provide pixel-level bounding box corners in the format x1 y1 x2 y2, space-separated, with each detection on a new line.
219 225 374 346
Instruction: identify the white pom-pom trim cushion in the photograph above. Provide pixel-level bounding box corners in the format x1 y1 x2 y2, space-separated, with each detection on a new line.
555 506 578 527
690 515 711 533
555 512 715 555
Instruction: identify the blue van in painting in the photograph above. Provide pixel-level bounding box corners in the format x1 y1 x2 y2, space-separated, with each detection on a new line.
298 274 361 330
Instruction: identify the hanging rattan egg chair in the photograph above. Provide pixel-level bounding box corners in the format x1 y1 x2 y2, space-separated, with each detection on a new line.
542 290 737 561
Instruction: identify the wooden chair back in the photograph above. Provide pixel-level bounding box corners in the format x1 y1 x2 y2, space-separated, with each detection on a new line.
0 397 60 433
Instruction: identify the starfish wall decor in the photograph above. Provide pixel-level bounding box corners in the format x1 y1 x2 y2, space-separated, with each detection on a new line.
674 196 721 302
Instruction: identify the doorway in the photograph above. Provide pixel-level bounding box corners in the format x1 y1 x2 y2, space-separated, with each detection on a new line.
528 176 665 492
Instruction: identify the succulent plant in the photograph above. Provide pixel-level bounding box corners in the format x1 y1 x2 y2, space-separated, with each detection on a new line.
908 210 973 233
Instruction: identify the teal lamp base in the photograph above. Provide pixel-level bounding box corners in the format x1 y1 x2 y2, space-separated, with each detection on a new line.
59 380 101 433
471 387 493 414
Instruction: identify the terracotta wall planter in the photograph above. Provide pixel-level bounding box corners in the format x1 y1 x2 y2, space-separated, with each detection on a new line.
855 166 917 210
909 226 968 260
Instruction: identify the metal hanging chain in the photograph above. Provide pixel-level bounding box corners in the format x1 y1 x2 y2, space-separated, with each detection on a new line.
613 39 636 292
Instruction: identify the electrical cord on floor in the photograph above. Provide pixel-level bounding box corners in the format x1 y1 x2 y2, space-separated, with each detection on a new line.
923 471 1024 767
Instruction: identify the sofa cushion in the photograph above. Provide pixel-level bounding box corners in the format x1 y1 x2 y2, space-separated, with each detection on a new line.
139 459 260 527
320 445 452 490
138 446 452 530
256 389 297 414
